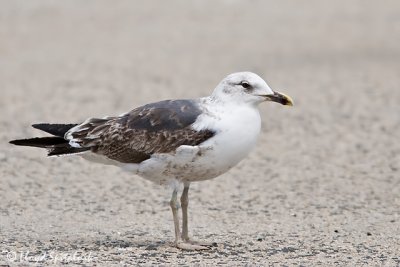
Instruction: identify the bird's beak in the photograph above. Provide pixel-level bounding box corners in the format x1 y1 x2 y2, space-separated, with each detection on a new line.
264 91 294 106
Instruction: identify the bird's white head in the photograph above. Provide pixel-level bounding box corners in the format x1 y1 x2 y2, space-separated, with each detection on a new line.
211 72 293 107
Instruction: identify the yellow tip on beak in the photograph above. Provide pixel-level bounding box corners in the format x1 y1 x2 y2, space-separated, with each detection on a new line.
279 91 294 106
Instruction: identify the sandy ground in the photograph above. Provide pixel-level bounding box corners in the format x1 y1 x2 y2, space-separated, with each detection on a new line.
0 0 399 266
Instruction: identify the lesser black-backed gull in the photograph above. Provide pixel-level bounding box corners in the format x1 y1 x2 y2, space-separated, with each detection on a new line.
10 72 293 250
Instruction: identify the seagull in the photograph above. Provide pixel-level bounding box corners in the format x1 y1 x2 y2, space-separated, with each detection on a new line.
10 72 293 250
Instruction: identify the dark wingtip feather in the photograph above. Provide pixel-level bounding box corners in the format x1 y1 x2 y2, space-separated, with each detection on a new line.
9 139 22 145
9 137 67 147
9 138 41 146
32 123 78 137
10 137 90 156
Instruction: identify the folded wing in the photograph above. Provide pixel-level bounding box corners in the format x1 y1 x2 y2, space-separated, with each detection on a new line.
66 99 215 163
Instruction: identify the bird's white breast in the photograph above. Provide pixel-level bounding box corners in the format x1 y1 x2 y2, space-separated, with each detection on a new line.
192 102 262 177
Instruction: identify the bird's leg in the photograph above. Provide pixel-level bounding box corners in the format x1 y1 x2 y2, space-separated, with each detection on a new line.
180 183 190 242
179 183 216 249
170 188 181 245
170 185 210 250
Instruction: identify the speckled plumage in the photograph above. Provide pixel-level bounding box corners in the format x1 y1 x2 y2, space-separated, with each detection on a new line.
66 100 215 164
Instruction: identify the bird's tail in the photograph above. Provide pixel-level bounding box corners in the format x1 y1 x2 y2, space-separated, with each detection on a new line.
9 123 90 156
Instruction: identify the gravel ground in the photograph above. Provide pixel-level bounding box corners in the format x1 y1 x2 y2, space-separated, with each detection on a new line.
1 1 399 266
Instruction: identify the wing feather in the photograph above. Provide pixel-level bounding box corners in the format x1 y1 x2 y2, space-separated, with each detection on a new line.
66 100 215 163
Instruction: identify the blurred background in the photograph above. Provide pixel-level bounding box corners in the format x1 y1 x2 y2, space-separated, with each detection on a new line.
0 0 399 265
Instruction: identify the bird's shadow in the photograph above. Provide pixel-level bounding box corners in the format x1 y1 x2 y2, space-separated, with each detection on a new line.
3 232 226 260
90 236 220 253
93 237 167 251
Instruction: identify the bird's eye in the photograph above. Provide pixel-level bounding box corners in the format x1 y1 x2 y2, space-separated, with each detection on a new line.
240 81 250 89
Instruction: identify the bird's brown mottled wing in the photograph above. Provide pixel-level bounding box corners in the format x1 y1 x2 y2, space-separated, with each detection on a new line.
67 100 215 163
